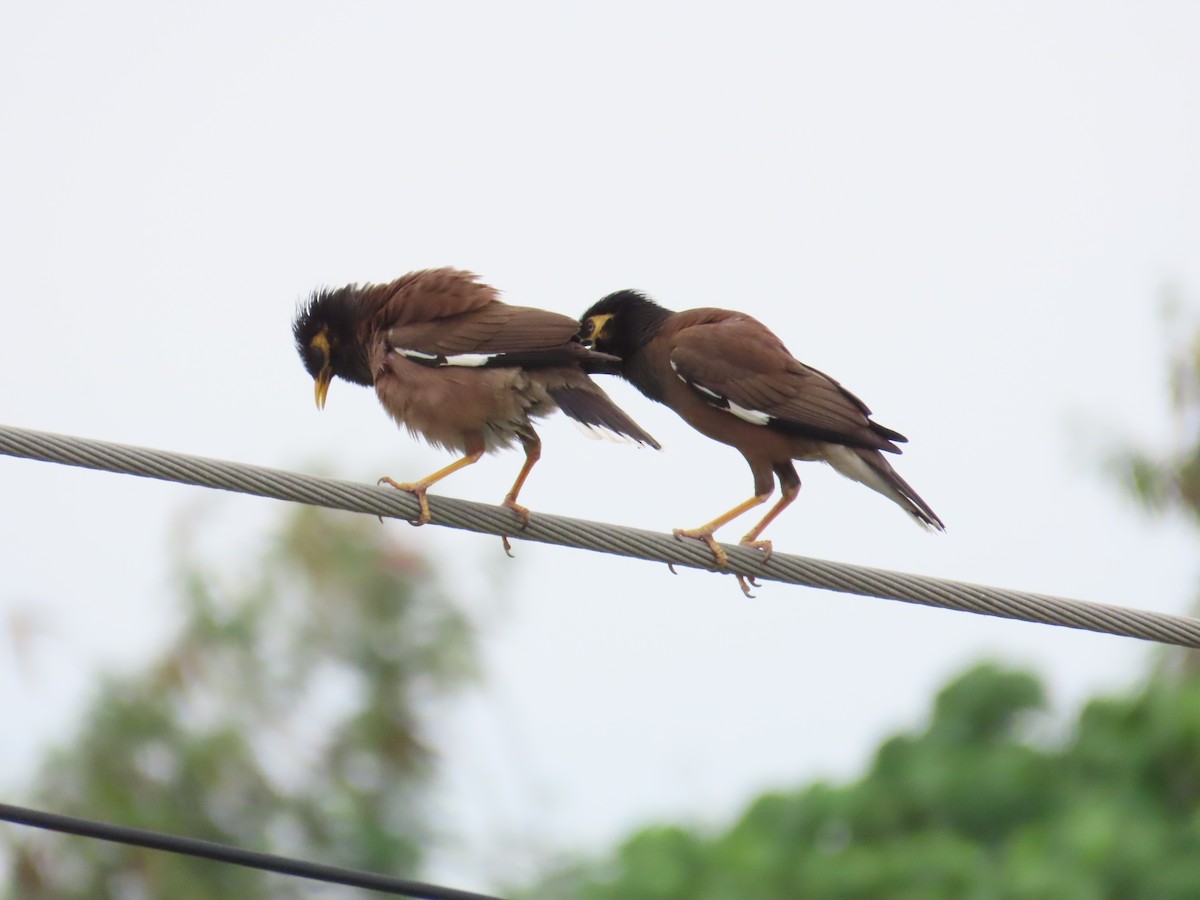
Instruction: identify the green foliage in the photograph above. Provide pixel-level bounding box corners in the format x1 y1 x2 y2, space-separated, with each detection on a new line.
1103 300 1200 525
524 664 1200 900
6 504 476 899
1100 300 1200 676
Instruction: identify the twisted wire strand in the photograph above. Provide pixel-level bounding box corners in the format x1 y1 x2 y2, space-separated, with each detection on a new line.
3 423 1199 649
0 802 505 900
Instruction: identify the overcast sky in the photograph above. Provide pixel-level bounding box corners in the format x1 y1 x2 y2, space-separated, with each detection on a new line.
3 1 1200 891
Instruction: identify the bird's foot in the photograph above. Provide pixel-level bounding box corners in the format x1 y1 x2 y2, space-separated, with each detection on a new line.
739 538 774 564
674 528 762 597
378 476 431 526
499 496 531 558
672 527 729 570
503 496 531 529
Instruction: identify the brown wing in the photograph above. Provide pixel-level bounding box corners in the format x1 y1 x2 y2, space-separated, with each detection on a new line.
366 267 580 354
667 314 905 452
386 303 582 356
363 267 500 330
357 268 617 371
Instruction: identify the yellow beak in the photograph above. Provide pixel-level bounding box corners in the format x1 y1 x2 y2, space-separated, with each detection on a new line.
314 366 333 410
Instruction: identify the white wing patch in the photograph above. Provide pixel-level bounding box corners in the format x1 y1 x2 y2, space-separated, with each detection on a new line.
441 353 492 367
727 401 771 425
394 348 496 367
671 360 771 426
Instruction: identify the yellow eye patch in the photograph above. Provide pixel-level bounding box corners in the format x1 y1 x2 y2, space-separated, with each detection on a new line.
585 313 614 341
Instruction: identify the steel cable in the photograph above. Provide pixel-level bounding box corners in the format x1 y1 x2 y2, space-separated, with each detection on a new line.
3 423 1199 648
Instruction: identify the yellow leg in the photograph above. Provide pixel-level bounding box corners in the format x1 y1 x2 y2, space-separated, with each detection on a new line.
379 451 484 526
738 486 799 563
673 493 770 570
500 439 541 557
502 439 541 527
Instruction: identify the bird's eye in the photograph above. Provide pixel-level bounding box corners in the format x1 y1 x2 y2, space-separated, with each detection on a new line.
581 320 594 337
308 329 333 362
302 345 322 374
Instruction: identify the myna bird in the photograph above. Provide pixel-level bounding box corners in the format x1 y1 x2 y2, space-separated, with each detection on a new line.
294 268 659 546
579 290 943 589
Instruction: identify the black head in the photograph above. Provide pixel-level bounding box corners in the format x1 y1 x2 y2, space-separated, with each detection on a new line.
292 285 373 408
578 290 674 360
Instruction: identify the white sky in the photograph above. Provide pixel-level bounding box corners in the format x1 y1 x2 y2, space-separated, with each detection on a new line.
2 1 1199 891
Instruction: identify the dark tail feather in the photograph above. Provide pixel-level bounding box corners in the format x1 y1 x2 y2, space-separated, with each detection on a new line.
825 446 945 531
870 420 909 447
549 384 661 450
482 346 625 375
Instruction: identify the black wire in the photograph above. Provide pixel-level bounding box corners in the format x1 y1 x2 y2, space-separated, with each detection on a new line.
0 803 508 900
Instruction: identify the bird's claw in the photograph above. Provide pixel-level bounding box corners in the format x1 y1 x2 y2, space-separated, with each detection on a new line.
672 527 729 570
739 538 774 564
499 497 531 558
672 528 761 597
735 574 757 598
378 476 431 526
503 497 531 530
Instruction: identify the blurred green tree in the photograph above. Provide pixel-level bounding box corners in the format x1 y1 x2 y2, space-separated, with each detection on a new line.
523 664 1200 900
5 503 476 899
1105 299 1200 526
1103 297 1200 677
